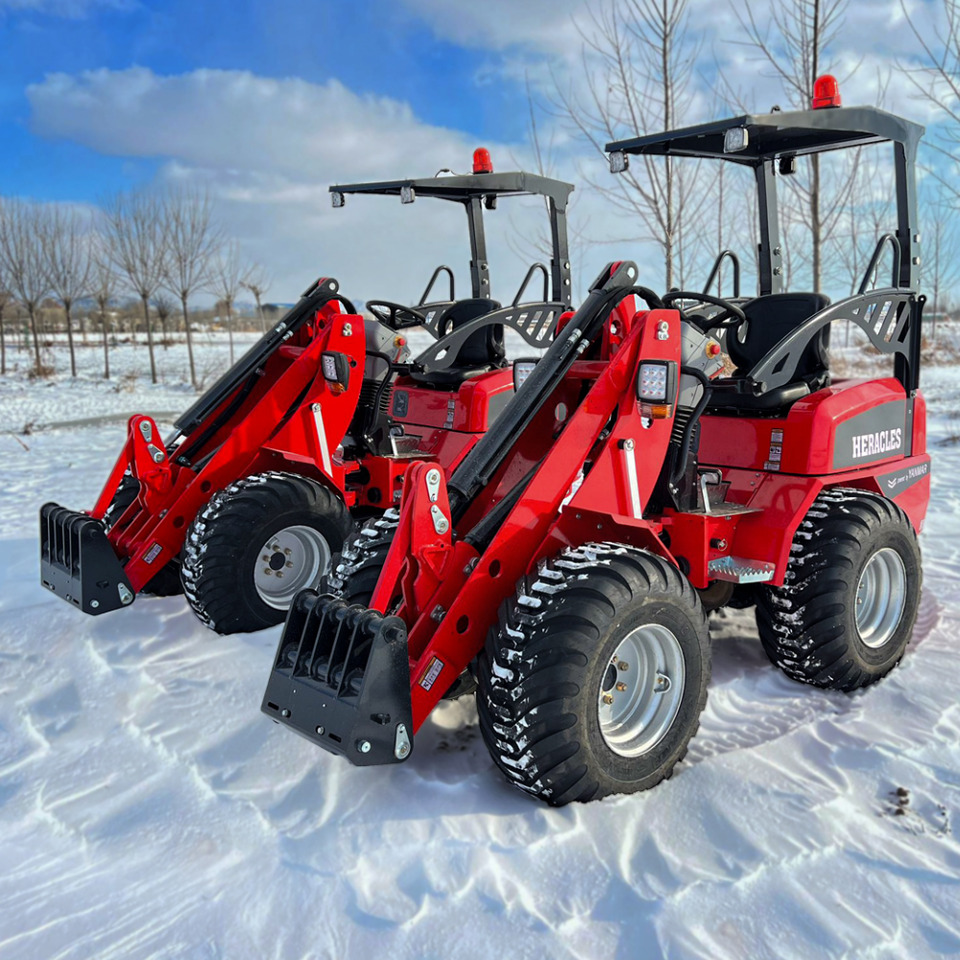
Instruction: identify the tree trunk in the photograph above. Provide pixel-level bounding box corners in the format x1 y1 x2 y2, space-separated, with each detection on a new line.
100 305 110 379
28 303 42 374
255 293 266 333
0 304 5 376
141 295 157 384
65 301 77 378
180 294 198 390
227 301 235 366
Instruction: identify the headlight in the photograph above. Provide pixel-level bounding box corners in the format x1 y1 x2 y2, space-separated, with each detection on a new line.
723 126 749 153
513 358 539 392
321 351 350 392
609 150 629 174
637 361 671 402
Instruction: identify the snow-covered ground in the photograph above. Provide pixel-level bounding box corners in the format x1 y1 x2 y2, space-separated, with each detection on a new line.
1 338 959 959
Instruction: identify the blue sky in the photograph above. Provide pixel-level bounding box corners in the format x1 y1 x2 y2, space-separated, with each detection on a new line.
0 0 949 302
0 0 533 199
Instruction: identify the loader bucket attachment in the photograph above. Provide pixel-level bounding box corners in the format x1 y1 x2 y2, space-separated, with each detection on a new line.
39 503 135 615
262 591 414 766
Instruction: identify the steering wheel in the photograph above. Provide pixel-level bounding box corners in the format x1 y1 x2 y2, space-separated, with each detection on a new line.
660 291 747 331
365 300 429 331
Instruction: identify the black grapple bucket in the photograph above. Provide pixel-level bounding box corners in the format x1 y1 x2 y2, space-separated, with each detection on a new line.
39 503 134 615
262 591 414 766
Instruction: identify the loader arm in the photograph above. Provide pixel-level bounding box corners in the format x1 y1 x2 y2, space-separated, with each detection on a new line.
41 279 364 615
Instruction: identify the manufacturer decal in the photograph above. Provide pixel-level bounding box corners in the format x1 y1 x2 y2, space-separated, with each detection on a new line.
833 400 907 469
419 656 445 691
144 543 163 564
851 428 903 460
877 461 930 497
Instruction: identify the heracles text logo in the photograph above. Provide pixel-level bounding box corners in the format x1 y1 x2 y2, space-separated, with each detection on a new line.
852 428 903 460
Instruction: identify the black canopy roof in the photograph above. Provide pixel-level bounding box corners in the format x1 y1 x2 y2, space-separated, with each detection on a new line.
606 105 924 165
330 171 573 206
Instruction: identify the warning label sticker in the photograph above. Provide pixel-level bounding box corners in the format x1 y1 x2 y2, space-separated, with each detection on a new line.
419 656 445 691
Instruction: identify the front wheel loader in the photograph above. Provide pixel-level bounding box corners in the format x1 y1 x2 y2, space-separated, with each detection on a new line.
262 85 931 804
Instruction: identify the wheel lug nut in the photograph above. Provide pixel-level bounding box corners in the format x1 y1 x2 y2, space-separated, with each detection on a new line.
262 555 270 561
263 569 272 575
616 682 627 692
285 561 293 568
284 548 292 555
602 693 614 705
618 661 629 671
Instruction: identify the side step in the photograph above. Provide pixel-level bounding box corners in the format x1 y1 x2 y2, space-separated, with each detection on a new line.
708 555 775 584
39 503 135 615
262 591 414 766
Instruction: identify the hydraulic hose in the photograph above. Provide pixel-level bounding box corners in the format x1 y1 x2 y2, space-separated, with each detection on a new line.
670 366 713 484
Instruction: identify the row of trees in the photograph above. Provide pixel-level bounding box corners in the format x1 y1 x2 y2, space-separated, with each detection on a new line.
541 0 960 317
0 189 271 387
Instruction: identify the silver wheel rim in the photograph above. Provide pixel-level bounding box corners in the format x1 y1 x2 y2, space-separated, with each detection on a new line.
855 547 907 648
254 525 331 610
598 624 686 757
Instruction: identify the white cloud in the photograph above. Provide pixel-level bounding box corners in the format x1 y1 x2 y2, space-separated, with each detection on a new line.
26 67 564 305
398 0 586 53
28 68 477 182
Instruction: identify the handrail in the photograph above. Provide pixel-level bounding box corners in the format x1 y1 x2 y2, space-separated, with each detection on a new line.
418 265 455 305
513 262 550 306
858 234 902 296
747 288 916 394
702 249 741 298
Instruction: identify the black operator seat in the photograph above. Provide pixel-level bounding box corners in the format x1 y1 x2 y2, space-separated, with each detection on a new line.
409 298 505 387
708 292 832 412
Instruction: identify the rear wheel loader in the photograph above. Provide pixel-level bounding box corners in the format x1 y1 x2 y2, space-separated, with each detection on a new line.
263 81 930 805
39 153 575 634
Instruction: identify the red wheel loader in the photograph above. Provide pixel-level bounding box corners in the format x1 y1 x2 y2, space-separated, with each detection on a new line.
263 83 930 805
39 153 575 634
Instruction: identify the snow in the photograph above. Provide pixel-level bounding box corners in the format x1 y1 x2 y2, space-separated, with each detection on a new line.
2 340 960 958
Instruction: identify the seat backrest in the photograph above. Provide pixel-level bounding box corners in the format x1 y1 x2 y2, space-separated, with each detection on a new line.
726 292 831 380
436 298 504 368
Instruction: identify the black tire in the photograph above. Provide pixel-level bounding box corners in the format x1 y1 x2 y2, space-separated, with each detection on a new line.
755 488 922 691
104 475 183 597
326 509 400 602
477 543 710 806
181 471 353 634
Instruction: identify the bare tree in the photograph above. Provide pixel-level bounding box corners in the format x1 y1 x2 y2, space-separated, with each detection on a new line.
549 0 711 289
924 190 960 341
163 187 220 389
0 277 12 375
42 205 93 378
210 241 246 365
240 262 271 333
153 291 175 346
0 198 52 375
902 0 960 201
90 231 118 379
731 0 861 290
102 190 166 384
